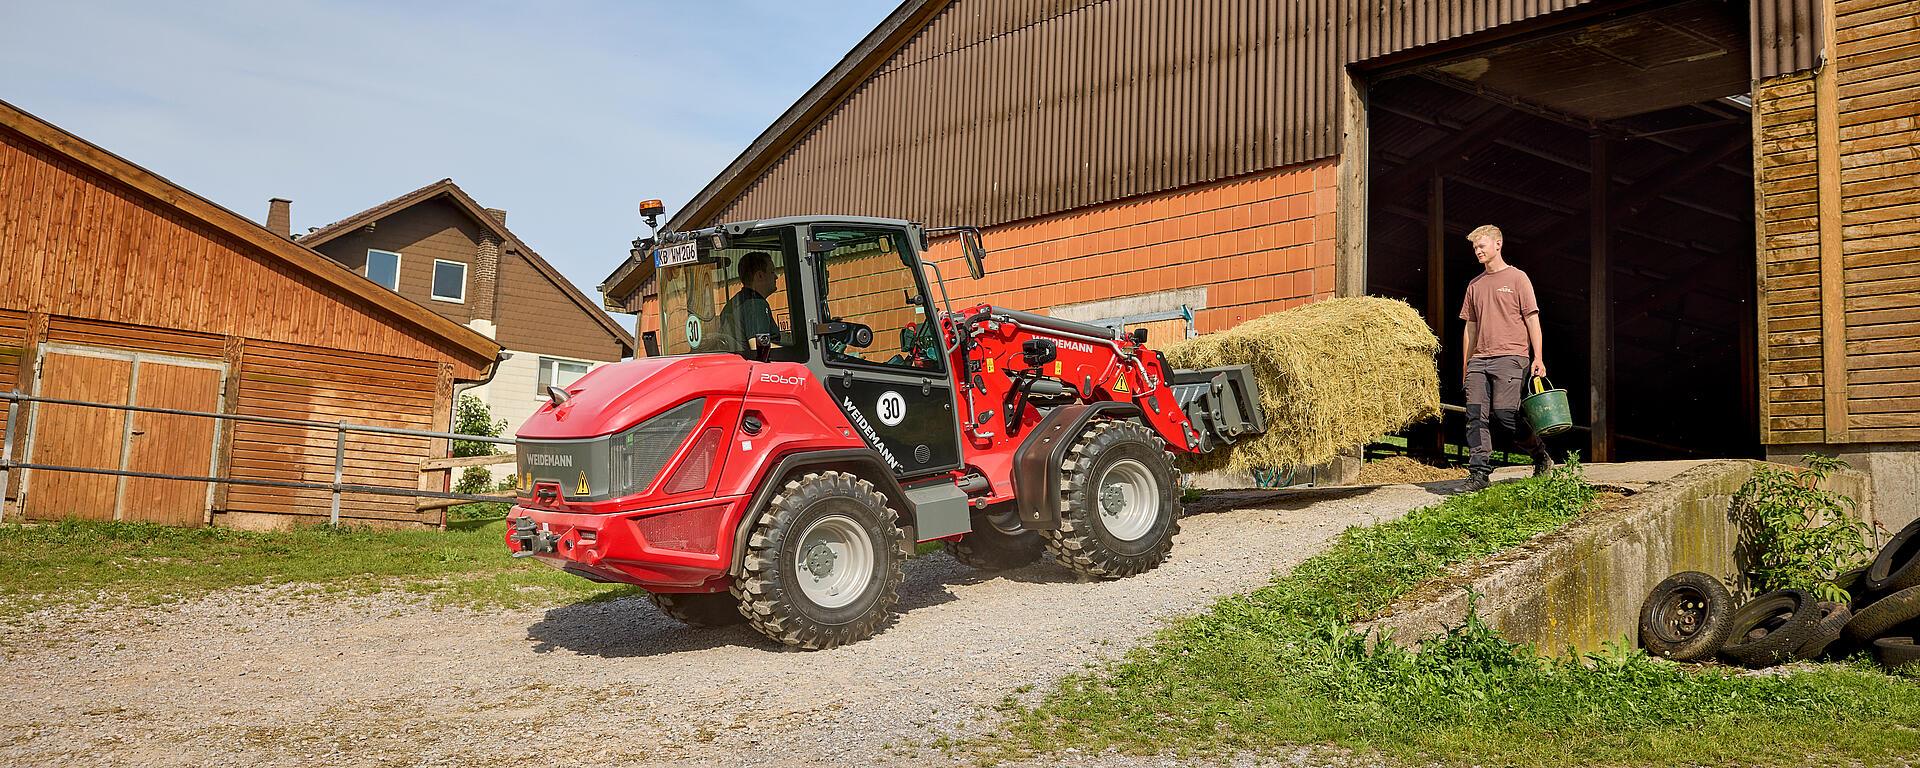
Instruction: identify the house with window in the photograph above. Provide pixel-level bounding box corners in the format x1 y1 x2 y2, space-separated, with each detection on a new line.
274 180 634 463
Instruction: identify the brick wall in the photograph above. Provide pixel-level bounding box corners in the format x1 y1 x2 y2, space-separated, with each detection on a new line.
929 159 1339 333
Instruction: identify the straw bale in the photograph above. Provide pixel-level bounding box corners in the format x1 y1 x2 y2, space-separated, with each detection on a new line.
1161 297 1440 472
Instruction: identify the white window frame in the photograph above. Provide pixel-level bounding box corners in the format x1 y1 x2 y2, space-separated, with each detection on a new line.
430 259 468 303
365 249 402 291
536 356 593 399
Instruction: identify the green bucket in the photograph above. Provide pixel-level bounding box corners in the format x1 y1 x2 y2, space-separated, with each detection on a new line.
1521 376 1573 437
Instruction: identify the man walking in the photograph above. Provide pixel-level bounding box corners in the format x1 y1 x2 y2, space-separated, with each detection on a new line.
1458 224 1554 491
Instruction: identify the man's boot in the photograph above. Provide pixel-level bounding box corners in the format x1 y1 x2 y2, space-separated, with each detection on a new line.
1461 471 1490 492
1533 453 1557 477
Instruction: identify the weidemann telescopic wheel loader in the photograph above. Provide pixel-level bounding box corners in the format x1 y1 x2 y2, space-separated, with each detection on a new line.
506 211 1264 649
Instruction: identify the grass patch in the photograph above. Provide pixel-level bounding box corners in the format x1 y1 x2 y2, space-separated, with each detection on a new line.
991 462 1920 767
0 510 639 619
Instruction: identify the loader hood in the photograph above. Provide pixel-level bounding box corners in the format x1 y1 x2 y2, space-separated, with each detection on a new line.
514 354 752 440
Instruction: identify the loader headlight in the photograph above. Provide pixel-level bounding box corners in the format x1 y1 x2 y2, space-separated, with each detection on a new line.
608 399 705 498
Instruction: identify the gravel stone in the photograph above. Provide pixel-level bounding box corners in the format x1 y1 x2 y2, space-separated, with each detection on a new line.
0 484 1448 767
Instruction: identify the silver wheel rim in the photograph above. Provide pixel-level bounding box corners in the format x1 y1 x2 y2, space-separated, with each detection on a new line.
793 514 874 609
1096 458 1159 542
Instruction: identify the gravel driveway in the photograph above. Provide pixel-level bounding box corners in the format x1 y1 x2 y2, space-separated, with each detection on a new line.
0 484 1450 768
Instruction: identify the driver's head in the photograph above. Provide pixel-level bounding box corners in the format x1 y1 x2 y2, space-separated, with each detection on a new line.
741 251 777 295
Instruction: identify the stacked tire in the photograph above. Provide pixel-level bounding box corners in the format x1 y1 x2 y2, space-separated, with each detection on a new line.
1636 519 1920 671
1842 518 1920 672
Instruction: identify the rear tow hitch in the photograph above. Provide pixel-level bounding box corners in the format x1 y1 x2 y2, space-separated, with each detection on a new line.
509 517 560 557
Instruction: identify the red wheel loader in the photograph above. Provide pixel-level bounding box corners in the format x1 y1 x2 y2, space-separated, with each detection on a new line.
505 215 1263 648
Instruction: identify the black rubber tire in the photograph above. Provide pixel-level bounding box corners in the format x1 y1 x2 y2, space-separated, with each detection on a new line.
1719 589 1824 668
1794 601 1853 660
646 591 748 627
730 471 905 650
944 506 1046 570
1865 519 1920 595
1637 571 1735 662
1844 583 1920 643
1041 420 1182 579
1876 637 1920 671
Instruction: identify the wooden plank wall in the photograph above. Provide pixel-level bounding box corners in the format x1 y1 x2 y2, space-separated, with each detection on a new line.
0 125 486 381
1834 0 1920 442
227 340 442 524
1756 71 1824 443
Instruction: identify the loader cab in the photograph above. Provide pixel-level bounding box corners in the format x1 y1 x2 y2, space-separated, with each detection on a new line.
647 217 965 478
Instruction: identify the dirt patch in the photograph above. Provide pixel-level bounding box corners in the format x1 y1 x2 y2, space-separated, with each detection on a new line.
1355 456 1468 485
0 486 1452 768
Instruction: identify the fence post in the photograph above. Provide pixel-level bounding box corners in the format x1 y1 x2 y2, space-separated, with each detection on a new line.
330 421 346 526
0 396 16 524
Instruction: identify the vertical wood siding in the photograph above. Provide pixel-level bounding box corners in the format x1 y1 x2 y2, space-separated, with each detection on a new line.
0 127 487 381
1756 72 1825 442
1835 0 1920 441
0 308 25 453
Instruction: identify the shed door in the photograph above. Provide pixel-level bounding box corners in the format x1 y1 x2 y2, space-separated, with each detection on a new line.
24 347 224 524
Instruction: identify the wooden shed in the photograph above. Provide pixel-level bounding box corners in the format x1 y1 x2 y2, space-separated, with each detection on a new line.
0 100 501 529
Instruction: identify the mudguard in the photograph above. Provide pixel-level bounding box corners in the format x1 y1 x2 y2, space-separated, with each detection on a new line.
726 448 918 577
1011 402 1141 530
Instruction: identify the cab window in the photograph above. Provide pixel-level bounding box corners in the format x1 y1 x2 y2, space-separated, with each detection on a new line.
813 227 943 372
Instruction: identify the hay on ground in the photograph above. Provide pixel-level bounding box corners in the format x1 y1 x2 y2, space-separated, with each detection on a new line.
1356 456 1468 485
1161 296 1440 473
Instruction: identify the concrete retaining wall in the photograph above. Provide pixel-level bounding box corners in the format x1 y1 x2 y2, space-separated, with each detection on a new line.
1363 460 1877 655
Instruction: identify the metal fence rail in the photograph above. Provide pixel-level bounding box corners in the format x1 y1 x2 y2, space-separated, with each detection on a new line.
0 390 514 525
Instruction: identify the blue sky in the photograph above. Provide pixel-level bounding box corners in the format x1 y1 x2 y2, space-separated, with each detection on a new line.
0 1 898 328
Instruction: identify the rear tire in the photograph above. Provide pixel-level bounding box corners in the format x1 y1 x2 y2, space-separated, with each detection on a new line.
1042 420 1182 579
945 505 1046 571
647 591 747 627
731 471 904 650
1637 571 1734 662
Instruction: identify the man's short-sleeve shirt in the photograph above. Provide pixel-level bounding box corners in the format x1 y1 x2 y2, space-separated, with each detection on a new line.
1458 266 1539 359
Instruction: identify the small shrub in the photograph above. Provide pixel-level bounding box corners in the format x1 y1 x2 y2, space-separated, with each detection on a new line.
1734 455 1872 603
452 394 510 496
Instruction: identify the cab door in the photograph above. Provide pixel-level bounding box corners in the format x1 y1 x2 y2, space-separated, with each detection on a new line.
805 225 962 478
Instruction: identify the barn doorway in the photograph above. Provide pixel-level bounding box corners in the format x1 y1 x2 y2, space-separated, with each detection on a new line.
22 345 224 524
1363 0 1760 463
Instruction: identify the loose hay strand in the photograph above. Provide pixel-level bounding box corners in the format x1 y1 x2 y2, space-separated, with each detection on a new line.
1161 297 1441 472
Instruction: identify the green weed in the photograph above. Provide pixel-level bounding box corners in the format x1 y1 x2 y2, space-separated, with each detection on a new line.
991 461 1920 767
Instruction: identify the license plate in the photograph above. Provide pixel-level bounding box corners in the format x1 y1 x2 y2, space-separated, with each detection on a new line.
654 241 698 268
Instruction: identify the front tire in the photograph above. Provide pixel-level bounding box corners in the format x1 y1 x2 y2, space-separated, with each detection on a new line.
731 471 904 649
1042 420 1182 579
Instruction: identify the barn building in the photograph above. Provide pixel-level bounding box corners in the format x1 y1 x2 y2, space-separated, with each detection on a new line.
600 0 1920 503
0 100 502 529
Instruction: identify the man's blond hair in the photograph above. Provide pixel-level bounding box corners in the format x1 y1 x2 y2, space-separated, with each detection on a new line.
1466 225 1503 243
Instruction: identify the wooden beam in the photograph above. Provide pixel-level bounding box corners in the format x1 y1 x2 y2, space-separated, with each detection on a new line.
421 453 518 471
1589 136 1615 463
1337 69 1370 299
1817 2 1848 444
1426 172 1448 461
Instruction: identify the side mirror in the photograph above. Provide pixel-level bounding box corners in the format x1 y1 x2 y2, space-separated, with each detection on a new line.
961 230 988 280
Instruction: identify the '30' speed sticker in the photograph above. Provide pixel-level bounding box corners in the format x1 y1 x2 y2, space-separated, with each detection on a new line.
876 391 907 426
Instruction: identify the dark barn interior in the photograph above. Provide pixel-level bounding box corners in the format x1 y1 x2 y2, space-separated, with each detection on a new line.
1365 0 1761 462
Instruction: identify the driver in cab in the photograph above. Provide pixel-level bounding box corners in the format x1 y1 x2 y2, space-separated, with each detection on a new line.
719 251 782 348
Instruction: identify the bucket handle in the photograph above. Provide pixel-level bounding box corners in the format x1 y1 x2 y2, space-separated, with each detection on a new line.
1528 376 1555 396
